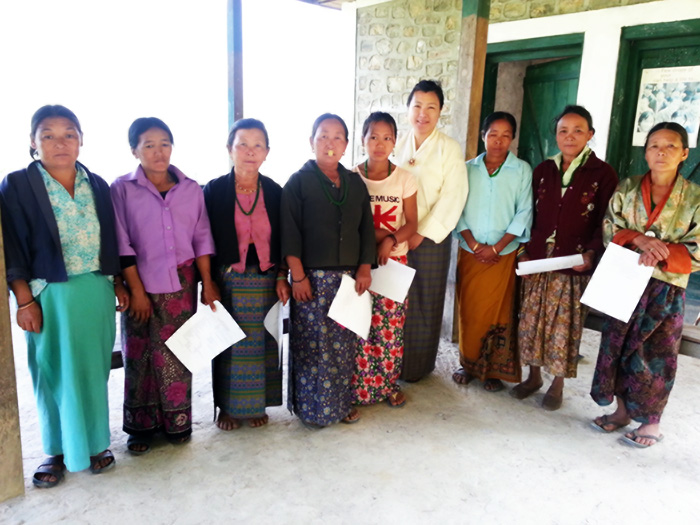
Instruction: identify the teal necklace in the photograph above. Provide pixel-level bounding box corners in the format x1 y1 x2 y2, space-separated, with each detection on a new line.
234 179 261 216
363 159 393 180
314 162 348 206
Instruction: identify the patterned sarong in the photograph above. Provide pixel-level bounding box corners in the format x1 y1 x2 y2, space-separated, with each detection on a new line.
591 278 684 424
122 264 196 439
213 265 282 419
288 269 355 426
456 249 520 382
353 255 407 404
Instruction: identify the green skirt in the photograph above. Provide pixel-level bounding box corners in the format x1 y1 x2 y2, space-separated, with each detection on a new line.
27 272 115 472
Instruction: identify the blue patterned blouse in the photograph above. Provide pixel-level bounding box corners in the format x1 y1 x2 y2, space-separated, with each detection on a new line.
30 163 102 296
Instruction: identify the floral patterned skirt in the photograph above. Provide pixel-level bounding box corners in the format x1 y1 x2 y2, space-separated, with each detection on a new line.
288 269 355 426
122 264 196 439
590 278 685 424
456 249 520 382
353 255 407 405
517 259 590 379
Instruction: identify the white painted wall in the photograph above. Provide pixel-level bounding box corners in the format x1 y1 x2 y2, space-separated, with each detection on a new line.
488 0 700 160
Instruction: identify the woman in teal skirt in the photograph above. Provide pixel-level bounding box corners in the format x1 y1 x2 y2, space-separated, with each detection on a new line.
0 105 127 488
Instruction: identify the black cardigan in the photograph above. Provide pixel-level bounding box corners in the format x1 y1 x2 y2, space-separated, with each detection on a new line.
0 161 120 283
203 170 282 271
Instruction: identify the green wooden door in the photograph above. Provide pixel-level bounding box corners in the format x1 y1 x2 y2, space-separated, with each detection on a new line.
608 21 700 182
518 57 581 169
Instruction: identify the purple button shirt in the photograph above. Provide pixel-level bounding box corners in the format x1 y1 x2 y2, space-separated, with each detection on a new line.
111 164 215 294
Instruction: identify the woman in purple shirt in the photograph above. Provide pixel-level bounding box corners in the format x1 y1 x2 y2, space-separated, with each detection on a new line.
111 117 218 455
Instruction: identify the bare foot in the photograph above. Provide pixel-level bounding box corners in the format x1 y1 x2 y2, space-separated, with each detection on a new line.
216 411 241 431
510 378 543 399
452 368 475 386
248 414 269 428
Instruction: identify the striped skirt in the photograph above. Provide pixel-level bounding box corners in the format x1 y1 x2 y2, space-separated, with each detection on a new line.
122 264 195 440
213 265 282 419
288 269 355 426
591 278 685 424
27 272 115 472
401 236 452 381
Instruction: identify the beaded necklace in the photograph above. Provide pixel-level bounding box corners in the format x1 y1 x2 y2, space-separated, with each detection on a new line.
234 179 261 216
314 162 348 206
363 159 393 180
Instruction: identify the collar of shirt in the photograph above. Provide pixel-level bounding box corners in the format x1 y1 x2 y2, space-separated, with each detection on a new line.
126 163 187 195
37 161 89 185
473 151 518 171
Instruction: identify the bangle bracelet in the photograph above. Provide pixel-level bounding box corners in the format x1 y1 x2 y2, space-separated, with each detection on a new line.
388 234 398 247
18 299 36 310
472 242 480 251
292 274 307 283
276 276 288 281
492 246 499 256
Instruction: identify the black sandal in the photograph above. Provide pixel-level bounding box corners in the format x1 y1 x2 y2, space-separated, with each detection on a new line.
89 449 116 474
127 435 151 456
32 455 65 489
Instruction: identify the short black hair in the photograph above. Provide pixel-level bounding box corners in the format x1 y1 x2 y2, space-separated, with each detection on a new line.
407 80 444 109
128 117 174 149
227 118 270 150
481 111 517 137
361 112 398 140
311 113 348 141
552 105 594 134
29 105 82 158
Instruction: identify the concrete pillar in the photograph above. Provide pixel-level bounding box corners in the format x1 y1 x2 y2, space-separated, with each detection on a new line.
449 0 491 342
0 218 25 502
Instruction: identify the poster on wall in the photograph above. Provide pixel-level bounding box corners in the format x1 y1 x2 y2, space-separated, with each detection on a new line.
632 65 700 148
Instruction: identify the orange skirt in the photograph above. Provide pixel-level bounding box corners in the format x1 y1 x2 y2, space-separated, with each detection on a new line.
456 249 521 382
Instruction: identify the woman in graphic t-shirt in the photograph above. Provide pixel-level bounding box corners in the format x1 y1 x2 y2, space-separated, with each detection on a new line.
352 112 418 408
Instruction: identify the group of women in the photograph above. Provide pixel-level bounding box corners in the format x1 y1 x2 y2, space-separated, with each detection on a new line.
1 79 698 489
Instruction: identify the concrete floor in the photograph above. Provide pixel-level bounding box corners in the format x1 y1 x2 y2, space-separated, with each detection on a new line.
2 321 700 525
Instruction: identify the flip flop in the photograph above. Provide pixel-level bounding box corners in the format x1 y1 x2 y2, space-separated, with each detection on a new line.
32 456 66 489
483 379 505 393
89 449 116 474
341 408 361 424
590 415 630 434
620 429 665 448
386 391 407 408
452 368 475 386
127 435 151 456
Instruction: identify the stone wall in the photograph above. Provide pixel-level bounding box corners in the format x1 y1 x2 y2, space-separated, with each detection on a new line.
354 0 462 159
488 0 657 23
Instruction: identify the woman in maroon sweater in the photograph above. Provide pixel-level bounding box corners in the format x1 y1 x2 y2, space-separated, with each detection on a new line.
511 105 617 410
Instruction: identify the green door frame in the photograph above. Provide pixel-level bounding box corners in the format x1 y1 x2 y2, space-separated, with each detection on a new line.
606 19 700 178
480 33 584 125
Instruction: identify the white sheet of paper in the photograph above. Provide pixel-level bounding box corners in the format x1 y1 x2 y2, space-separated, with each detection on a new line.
580 243 654 323
327 274 372 340
264 300 289 367
369 258 416 303
515 254 584 276
165 300 246 373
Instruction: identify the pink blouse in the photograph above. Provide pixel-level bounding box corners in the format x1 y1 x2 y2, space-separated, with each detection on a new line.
231 187 273 273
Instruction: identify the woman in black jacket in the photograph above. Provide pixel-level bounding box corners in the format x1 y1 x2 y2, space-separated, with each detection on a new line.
203 118 290 430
